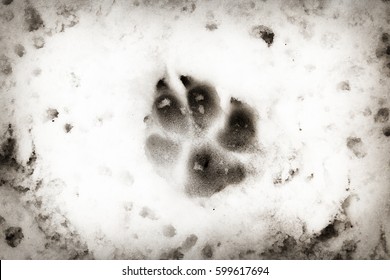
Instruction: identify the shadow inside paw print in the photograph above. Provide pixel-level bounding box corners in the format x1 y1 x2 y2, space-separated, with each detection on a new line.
218 98 257 152
187 145 246 197
180 75 221 130
145 75 259 197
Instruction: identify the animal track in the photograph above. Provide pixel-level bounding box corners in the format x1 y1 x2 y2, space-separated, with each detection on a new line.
218 98 257 152
144 75 259 197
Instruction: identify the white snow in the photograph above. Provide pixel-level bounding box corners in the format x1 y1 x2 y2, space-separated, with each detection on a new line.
0 0 389 259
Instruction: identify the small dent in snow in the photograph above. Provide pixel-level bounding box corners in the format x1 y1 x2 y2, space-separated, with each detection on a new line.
64 123 73 133
46 108 59 122
383 126 390 137
162 225 176 238
382 32 389 43
55 5 80 32
338 81 350 91
376 33 390 58
0 9 13 21
14 44 26 57
363 107 372 116
160 248 184 260
24 5 44 32
201 244 213 259
205 23 218 31
376 32 390 72
181 3 196 13
250 25 275 47
32 68 42 76
33 36 45 49
4 226 24 248
139 207 158 220
0 125 17 168
181 234 198 251
0 55 12 76
301 0 328 15
346 137 366 158
70 72 80 87
374 108 389 123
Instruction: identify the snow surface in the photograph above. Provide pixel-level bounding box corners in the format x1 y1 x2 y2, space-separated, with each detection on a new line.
0 0 389 259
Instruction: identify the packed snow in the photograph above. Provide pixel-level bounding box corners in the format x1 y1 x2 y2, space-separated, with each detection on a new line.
0 0 389 259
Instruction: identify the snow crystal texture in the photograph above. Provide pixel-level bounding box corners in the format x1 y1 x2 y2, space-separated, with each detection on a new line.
0 0 389 259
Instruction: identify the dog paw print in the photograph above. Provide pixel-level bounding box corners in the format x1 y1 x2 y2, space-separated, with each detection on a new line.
144 75 259 197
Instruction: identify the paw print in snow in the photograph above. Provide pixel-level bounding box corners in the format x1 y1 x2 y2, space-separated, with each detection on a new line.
144 75 259 197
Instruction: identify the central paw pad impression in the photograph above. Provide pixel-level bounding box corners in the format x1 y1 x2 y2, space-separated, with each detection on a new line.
145 75 258 197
